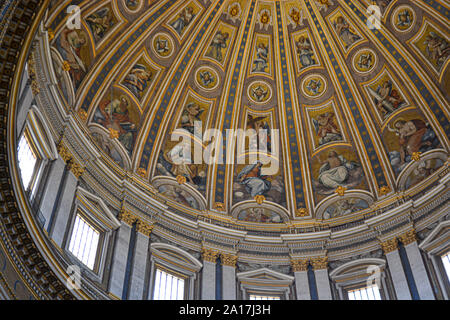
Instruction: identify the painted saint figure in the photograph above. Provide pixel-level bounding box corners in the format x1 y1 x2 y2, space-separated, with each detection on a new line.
334 16 361 49
424 31 450 70
122 63 152 99
314 151 363 194
56 29 88 88
388 118 440 175
247 115 271 152
180 102 204 136
170 6 195 36
85 7 114 42
252 42 269 73
312 112 342 146
237 161 271 198
93 96 137 154
295 36 316 69
207 30 229 62
368 80 406 118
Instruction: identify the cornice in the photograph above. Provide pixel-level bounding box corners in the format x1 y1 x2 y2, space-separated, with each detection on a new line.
0 0 76 300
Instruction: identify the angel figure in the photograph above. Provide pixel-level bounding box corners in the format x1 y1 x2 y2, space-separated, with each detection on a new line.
250 85 269 102
396 9 412 28
357 52 373 71
155 37 170 55
305 79 322 96
199 70 215 87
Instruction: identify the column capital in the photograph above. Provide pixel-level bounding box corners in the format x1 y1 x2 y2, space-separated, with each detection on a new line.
399 229 417 246
380 238 398 254
310 256 328 270
118 209 138 226
291 258 309 272
57 141 72 163
67 160 85 178
220 253 238 267
201 248 219 263
136 220 154 237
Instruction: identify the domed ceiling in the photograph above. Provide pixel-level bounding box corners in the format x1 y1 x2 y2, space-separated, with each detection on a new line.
46 0 449 224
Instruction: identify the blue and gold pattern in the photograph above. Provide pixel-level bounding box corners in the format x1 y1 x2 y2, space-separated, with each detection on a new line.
44 0 449 222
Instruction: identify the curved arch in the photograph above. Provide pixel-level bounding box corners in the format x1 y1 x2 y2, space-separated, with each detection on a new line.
329 258 386 278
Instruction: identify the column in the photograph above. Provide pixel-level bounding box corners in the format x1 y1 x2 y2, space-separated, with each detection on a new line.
291 259 310 300
128 222 153 300
381 238 412 300
16 78 33 136
50 166 78 247
221 253 238 300
108 211 134 299
39 157 65 231
311 257 332 300
400 230 435 300
201 248 218 300
46 141 85 245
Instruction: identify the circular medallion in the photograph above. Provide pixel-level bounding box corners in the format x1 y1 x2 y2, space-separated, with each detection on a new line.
392 5 415 33
151 33 175 58
352 48 377 74
123 0 143 13
247 81 272 104
301 74 327 98
194 66 220 91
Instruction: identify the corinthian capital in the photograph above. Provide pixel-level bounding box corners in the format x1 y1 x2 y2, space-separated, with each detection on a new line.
291 259 309 272
399 229 417 246
220 253 238 267
310 256 328 270
201 248 219 263
380 238 398 254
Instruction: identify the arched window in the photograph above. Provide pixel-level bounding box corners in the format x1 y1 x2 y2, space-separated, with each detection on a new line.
64 187 121 280
347 284 381 300
153 267 186 300
149 243 202 300
441 251 450 282
68 214 100 270
236 268 294 300
419 221 450 299
17 130 38 191
16 106 58 203
329 258 392 300
249 294 281 300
